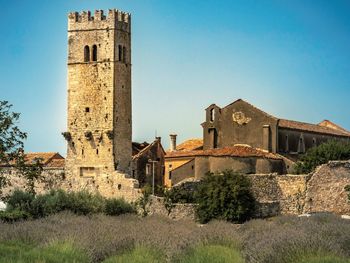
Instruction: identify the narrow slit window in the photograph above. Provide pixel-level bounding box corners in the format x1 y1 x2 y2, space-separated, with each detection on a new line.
210 108 215 121
84 45 90 62
118 45 122 61
123 46 126 63
92 45 97 61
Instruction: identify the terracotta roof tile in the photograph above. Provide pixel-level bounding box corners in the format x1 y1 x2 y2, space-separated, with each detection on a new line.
165 145 281 160
318 120 350 133
279 119 350 137
173 139 203 152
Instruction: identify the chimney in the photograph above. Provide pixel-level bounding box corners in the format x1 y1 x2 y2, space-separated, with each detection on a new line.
169 134 177 152
262 125 271 152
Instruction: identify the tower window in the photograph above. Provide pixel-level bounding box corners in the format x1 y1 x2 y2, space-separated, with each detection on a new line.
84 45 90 62
92 45 97 61
118 45 122 61
85 107 90 113
123 46 126 63
96 148 99 155
210 108 215 121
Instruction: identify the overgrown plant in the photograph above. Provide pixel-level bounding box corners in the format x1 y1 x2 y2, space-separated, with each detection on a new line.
294 140 350 174
135 184 152 217
162 189 175 216
195 170 255 224
345 185 350 202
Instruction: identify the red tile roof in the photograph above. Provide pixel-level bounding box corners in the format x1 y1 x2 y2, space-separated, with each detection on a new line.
166 145 281 160
279 119 350 137
318 120 350 133
173 139 203 152
3 152 65 168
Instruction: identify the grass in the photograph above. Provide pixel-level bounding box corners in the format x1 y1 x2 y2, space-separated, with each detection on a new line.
175 244 244 263
102 246 165 263
0 241 89 263
0 212 348 263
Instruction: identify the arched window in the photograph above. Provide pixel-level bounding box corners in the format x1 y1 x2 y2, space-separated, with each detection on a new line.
84 45 90 62
123 46 126 63
92 45 97 61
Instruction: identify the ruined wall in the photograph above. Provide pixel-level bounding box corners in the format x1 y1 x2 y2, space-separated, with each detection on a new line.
249 174 309 216
1 167 66 197
304 161 350 214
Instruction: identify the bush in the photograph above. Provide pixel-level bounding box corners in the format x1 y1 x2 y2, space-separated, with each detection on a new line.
30 189 70 218
0 210 29 223
4 189 134 220
166 184 197 204
195 170 255 224
294 140 350 174
105 198 135 216
67 191 105 215
6 189 34 213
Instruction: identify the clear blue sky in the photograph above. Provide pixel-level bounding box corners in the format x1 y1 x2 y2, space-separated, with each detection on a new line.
1 0 350 155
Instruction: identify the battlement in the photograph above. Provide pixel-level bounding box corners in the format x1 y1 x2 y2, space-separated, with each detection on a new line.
68 9 131 31
69 9 130 23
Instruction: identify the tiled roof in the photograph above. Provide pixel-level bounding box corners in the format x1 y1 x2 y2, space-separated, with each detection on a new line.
132 142 149 156
2 152 65 168
318 120 350 133
165 145 281 160
173 139 203 152
279 119 350 137
23 152 64 165
132 139 165 160
45 158 65 168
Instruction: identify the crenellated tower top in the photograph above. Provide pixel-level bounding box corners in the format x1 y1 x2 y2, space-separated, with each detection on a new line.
68 9 131 32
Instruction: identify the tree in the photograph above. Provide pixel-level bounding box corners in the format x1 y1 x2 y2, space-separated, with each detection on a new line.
294 140 350 174
0 101 27 194
0 101 43 196
195 170 255 224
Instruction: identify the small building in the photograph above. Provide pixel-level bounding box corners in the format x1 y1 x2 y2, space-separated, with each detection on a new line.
131 138 165 188
165 99 350 187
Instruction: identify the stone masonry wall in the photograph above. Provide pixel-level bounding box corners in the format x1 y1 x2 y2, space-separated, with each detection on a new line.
304 161 350 214
1 168 141 203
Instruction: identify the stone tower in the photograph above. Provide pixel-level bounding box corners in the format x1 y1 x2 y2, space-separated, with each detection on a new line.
64 9 132 179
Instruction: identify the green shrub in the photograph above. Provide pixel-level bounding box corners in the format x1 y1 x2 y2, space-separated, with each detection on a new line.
102 246 165 263
294 140 350 174
195 170 255 224
0 210 29 223
105 198 135 216
30 189 70 218
6 189 34 213
65 191 105 215
166 184 197 204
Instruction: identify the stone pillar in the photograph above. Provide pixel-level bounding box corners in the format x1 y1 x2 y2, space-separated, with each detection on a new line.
263 125 271 152
170 134 177 152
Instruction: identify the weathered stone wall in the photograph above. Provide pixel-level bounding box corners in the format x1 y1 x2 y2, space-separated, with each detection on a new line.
304 161 350 214
249 174 309 216
1 167 66 197
147 196 196 220
1 168 141 203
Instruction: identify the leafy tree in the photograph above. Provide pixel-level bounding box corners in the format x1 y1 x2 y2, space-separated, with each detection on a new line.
0 101 27 194
294 140 350 174
195 170 255 224
0 101 43 196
